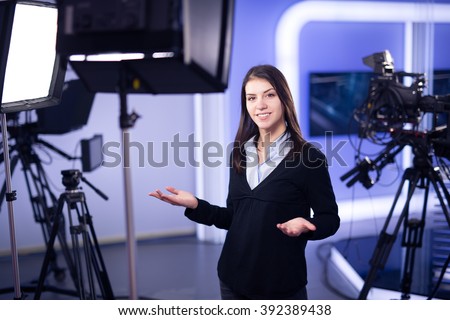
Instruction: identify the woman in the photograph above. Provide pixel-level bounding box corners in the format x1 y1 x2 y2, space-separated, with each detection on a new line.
149 64 340 299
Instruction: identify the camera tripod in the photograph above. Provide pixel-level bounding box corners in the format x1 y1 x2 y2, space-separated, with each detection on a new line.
0 125 71 296
34 169 114 299
357 149 450 300
1 124 113 299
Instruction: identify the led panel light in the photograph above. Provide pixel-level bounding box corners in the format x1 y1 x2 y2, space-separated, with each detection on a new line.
0 1 66 113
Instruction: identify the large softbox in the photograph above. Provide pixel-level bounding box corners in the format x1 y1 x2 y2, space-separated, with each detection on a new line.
56 0 234 94
1 0 66 114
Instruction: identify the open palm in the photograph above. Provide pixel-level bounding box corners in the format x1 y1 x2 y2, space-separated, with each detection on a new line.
149 186 198 209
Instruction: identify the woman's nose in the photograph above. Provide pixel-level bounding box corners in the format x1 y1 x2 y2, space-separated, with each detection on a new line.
256 99 267 110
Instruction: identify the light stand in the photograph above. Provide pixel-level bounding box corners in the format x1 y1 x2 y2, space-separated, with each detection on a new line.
0 113 21 299
0 0 21 300
118 68 140 300
55 0 235 299
64 61 144 300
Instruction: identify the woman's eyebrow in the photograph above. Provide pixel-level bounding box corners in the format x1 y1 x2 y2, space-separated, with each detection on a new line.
246 87 275 96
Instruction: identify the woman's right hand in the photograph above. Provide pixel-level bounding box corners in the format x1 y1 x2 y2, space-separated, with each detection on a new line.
148 186 198 209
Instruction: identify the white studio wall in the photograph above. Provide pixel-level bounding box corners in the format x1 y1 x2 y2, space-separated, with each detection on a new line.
193 93 231 244
0 86 199 252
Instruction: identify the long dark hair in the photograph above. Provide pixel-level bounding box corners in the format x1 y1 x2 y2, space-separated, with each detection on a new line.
231 64 306 173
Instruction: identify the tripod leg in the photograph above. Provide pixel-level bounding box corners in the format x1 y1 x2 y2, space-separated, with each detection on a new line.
400 218 423 299
358 168 421 299
426 168 450 298
62 191 114 299
429 170 450 227
76 201 98 299
399 175 430 299
29 194 66 282
34 193 89 299
65 197 99 299
34 197 66 299
19 147 69 283
87 237 115 299
84 206 115 299
67 202 88 300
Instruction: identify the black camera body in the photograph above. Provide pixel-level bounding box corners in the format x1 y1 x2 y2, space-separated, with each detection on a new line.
355 50 450 155
356 50 425 136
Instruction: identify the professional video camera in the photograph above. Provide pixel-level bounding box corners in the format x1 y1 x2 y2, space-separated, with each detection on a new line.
341 51 450 300
353 50 450 159
342 51 450 189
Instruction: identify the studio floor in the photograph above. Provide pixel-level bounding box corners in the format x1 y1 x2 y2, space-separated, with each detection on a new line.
0 233 345 300
1 212 448 300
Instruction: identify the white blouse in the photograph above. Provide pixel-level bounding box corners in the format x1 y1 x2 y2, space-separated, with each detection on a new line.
244 131 292 190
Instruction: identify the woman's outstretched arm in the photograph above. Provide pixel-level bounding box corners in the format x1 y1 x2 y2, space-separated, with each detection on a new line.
149 186 198 209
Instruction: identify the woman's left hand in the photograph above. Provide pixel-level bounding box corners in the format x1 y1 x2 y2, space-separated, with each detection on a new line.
277 217 316 237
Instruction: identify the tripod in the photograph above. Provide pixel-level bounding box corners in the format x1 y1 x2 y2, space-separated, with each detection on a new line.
34 169 114 299
358 150 450 299
0 124 113 299
0 125 73 295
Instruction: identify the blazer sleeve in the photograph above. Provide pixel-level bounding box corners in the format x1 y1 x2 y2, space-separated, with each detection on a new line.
303 146 340 240
184 193 234 230
184 156 236 230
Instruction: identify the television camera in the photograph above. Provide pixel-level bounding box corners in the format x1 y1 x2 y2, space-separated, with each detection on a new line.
340 50 450 300
343 50 450 189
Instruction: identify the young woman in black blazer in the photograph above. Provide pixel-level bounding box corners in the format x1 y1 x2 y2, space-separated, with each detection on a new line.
150 64 340 299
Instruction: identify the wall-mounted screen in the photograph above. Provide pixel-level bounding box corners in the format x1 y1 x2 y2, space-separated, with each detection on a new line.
309 71 372 137
309 70 450 137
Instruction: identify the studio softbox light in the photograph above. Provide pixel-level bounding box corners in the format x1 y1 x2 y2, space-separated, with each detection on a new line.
0 0 66 114
56 0 234 94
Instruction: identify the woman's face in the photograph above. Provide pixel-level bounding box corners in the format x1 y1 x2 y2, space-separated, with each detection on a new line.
245 77 286 139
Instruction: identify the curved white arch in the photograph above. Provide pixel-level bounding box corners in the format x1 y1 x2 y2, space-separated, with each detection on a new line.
275 0 450 111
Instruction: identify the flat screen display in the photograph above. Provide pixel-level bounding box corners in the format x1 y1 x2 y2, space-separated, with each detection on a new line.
309 71 372 137
309 70 450 137
81 134 103 172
